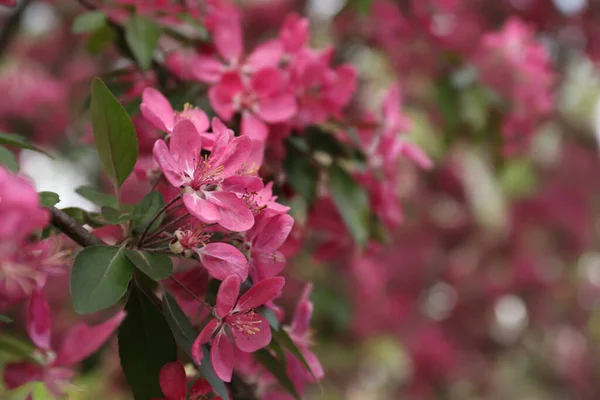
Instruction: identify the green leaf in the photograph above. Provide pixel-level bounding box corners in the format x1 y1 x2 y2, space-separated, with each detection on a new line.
0 314 12 323
0 132 52 157
132 191 165 233
125 14 161 70
352 0 373 15
32 382 51 400
254 349 300 400
70 246 134 315
38 191 60 207
125 250 172 281
305 127 349 159
76 186 119 209
60 206 108 228
85 24 117 54
72 11 107 33
119 284 177 400
0 146 19 172
162 293 229 400
101 206 132 224
284 143 319 206
272 327 319 382
90 77 138 187
327 164 370 247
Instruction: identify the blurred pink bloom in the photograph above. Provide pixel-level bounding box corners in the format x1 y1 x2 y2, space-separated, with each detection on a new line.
209 68 297 141
3 290 125 396
141 88 210 136
191 275 285 382
244 210 294 282
154 361 220 400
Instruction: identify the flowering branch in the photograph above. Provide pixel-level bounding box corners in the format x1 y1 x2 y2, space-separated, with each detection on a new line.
48 206 105 247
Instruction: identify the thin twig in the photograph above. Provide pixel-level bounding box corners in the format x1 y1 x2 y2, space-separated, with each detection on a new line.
142 213 190 245
138 194 182 245
48 206 105 247
168 276 212 310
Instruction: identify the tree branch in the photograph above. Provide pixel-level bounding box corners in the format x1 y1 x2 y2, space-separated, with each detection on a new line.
48 206 105 247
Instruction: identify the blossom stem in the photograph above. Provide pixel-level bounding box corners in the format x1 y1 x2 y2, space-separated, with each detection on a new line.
168 276 212 310
141 213 190 245
138 194 182 246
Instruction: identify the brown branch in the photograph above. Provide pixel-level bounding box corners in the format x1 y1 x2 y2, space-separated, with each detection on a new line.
48 206 105 247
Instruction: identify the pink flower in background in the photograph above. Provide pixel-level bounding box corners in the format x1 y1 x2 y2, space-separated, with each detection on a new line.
153 117 257 231
209 68 297 141
0 167 49 243
154 362 221 400
141 88 210 136
0 0 16 7
3 290 125 396
191 275 285 382
244 210 294 282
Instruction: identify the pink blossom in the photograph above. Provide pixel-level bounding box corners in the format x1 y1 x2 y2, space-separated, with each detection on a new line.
191 275 285 382
154 361 221 400
0 167 49 243
3 290 125 396
244 210 294 282
170 228 249 281
153 118 257 231
290 48 357 127
209 68 297 141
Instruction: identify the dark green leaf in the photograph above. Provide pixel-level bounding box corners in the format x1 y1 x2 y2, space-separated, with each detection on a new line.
101 206 132 224
352 0 373 15
125 14 161 70
125 250 172 281
0 146 19 172
272 327 319 382
305 127 348 158
0 315 12 323
284 143 319 206
76 186 119 209
254 349 300 400
60 206 108 228
132 192 165 233
70 246 134 315
119 284 177 400
86 24 117 54
72 11 107 33
90 77 138 187
0 132 52 157
327 164 370 247
39 191 60 207
162 293 229 400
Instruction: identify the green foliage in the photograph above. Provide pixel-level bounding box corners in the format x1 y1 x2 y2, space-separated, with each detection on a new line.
38 191 60 207
85 25 117 54
90 77 138 188
72 11 107 34
75 186 120 209
0 132 52 157
70 246 134 315
284 142 319 206
327 164 370 247
125 250 172 281
100 206 132 224
0 146 19 172
162 293 229 400
254 349 301 400
132 192 165 233
0 315 12 323
119 284 177 400
125 14 161 70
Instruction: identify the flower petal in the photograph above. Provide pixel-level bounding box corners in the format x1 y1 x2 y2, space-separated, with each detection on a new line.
245 40 284 72
190 378 214 397
191 54 226 84
236 276 285 311
153 140 186 187
159 362 187 400
177 107 210 133
222 176 264 194
141 88 175 133
210 135 252 178
204 191 254 232
211 331 235 382
27 289 52 351
54 311 125 367
192 319 219 365
212 15 243 62
216 275 241 318
183 193 220 224
253 213 294 253
196 243 248 282
241 111 268 140
256 93 297 123
2 362 43 390
170 119 202 176
208 73 243 121
231 314 271 352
